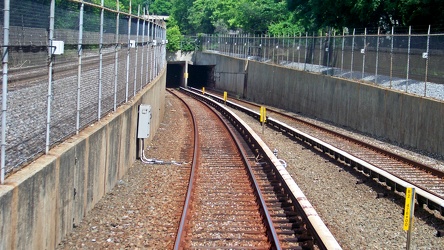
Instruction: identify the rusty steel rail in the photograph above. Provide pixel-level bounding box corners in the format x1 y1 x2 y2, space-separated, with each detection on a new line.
170 89 199 250
170 89 282 249
191 87 444 217
180 87 342 250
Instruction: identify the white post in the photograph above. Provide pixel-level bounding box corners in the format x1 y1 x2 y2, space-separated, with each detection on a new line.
45 0 55 154
98 0 104 120
1 0 10 183
113 0 120 111
76 1 84 134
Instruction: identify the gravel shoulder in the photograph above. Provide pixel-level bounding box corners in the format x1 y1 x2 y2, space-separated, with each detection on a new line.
57 92 192 249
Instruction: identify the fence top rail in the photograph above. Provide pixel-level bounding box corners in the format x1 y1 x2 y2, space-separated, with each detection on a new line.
68 0 166 28
195 33 444 39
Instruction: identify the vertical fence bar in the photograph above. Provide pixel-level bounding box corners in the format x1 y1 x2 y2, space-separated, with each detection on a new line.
350 28 355 79
1 0 10 183
287 34 290 64
113 0 120 111
362 28 366 79
133 5 140 97
406 26 411 92
327 30 331 74
140 8 145 90
390 26 394 88
375 27 380 84
125 1 132 102
45 0 55 154
292 33 295 64
146 18 151 83
424 25 430 96
298 33 301 65
150 22 154 81
318 32 322 72
311 32 315 70
304 32 308 71
361 28 367 79
154 23 157 77
263 35 267 61
341 29 345 74
76 1 84 134
98 0 104 120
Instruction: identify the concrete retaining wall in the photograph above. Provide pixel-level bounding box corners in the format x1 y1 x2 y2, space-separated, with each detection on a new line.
195 52 444 158
0 69 166 250
194 52 246 95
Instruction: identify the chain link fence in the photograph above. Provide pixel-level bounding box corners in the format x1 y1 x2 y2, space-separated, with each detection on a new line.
200 28 444 100
1 0 166 182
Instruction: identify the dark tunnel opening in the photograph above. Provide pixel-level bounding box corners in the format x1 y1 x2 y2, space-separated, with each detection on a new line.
188 65 214 89
166 62 214 88
166 63 183 88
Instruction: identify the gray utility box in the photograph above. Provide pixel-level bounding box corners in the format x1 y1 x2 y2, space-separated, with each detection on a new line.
137 104 151 139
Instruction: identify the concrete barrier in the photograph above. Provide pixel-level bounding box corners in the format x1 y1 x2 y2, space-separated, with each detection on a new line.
195 52 444 158
0 69 166 249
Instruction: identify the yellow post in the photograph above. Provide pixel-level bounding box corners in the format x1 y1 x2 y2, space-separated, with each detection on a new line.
403 187 416 250
260 106 266 133
223 91 228 104
202 87 205 95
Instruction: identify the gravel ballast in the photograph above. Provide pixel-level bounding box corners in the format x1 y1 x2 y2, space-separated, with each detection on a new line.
58 91 444 249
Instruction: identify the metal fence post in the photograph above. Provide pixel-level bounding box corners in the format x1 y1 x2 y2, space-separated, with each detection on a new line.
114 0 120 111
298 33 301 65
77 1 84 134
146 19 151 83
318 32 322 73
98 0 104 120
134 5 140 97
45 0 55 154
390 26 394 88
350 28 355 79
424 25 431 96
126 1 132 102
311 32 315 70
362 28 367 79
153 23 157 77
140 8 146 90
375 27 380 84
341 29 345 74
304 32 308 71
292 33 295 64
1 0 10 184
406 26 411 91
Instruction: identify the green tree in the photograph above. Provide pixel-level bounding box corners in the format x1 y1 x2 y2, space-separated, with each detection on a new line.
286 0 444 30
171 0 195 34
231 0 289 34
143 0 172 15
166 24 182 51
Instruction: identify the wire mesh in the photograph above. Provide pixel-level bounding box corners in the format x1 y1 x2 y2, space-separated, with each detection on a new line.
1 0 166 177
197 29 444 99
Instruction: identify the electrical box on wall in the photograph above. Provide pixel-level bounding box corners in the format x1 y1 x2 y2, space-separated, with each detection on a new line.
137 104 151 139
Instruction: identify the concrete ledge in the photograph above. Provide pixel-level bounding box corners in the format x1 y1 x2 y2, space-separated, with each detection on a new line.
0 68 166 249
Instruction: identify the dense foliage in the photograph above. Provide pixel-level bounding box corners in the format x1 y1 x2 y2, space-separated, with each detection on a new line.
52 0 443 52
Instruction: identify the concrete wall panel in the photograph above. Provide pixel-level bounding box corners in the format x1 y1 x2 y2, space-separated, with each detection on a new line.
0 68 167 250
0 185 14 249
195 52 444 157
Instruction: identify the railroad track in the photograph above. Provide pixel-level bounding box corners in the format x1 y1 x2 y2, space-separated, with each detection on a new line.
169 89 341 249
194 87 444 217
